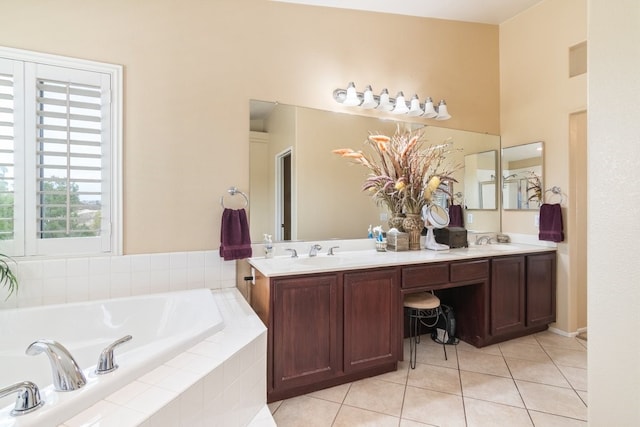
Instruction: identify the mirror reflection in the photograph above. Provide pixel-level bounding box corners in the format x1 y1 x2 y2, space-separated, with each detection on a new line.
464 150 497 210
249 100 502 241
501 141 544 210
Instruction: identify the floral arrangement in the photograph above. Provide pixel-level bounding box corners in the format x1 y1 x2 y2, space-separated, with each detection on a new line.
332 127 460 216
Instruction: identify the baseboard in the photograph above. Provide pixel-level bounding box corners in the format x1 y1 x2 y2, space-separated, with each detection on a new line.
547 325 587 337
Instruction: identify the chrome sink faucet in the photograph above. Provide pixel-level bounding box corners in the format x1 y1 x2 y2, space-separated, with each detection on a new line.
26 339 87 391
475 235 494 245
309 244 322 257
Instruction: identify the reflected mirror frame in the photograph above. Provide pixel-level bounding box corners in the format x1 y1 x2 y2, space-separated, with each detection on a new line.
463 150 498 211
501 141 544 211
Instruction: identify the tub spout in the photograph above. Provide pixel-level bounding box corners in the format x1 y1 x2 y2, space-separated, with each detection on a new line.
26 339 87 392
95 335 132 375
0 381 44 416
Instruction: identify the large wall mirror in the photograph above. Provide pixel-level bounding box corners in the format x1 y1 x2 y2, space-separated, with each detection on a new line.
249 100 501 242
501 141 544 210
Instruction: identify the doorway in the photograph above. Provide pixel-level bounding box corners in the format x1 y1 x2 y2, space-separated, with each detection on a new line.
569 110 588 331
275 149 292 241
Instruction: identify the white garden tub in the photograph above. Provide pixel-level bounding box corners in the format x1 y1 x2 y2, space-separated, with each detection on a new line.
0 289 225 426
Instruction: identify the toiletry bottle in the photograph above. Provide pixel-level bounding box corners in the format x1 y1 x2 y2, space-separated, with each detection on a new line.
368 225 373 239
264 234 274 258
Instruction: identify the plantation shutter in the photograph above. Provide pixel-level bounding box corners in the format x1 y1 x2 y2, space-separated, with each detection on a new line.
24 63 112 256
0 58 24 256
0 70 15 240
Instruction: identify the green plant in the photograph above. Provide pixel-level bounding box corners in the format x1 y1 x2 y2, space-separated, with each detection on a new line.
0 254 18 301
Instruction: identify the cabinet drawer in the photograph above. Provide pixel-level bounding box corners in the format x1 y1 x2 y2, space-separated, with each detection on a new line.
402 263 449 289
450 259 489 282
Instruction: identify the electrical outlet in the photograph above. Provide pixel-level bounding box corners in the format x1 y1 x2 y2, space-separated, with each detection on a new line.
467 213 473 224
534 214 540 227
380 212 388 221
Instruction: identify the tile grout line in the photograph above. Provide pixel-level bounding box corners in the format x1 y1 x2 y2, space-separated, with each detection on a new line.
497 340 535 426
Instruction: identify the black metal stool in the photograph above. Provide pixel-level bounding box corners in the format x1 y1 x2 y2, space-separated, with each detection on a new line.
404 292 448 369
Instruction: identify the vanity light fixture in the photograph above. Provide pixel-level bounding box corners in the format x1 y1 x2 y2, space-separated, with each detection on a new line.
332 82 451 120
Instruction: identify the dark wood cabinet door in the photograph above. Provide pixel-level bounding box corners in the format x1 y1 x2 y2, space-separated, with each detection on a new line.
343 269 398 373
491 256 526 335
272 275 340 390
526 253 557 326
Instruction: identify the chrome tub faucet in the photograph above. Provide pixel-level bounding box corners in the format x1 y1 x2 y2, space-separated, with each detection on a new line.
26 339 87 392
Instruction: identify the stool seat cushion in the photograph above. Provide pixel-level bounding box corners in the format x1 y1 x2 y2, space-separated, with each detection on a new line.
404 292 441 309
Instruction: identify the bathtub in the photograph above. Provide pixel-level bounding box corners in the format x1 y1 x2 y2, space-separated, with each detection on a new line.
0 289 230 426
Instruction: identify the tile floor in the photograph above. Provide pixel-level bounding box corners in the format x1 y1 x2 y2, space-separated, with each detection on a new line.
268 331 587 426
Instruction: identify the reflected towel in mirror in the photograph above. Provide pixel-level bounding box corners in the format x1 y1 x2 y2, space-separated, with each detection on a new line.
448 205 464 227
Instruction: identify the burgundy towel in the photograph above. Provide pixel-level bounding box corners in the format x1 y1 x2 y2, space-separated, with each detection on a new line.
448 205 464 228
219 208 253 261
538 203 564 242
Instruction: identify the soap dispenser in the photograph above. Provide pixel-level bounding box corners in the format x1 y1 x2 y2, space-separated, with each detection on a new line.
263 234 274 258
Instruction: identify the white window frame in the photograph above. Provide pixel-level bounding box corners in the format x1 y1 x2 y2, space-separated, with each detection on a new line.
0 46 122 257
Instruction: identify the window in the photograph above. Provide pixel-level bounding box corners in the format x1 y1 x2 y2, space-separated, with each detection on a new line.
0 47 121 257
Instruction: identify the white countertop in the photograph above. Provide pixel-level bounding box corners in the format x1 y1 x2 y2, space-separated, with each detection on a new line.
248 243 555 278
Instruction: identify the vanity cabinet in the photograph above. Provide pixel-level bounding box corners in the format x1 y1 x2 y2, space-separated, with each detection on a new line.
343 269 398 374
526 252 557 326
490 256 526 335
488 252 557 342
250 249 556 402
271 274 339 393
261 267 399 402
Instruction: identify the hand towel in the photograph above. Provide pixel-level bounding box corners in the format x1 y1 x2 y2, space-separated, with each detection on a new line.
538 203 564 242
448 204 464 228
219 208 253 261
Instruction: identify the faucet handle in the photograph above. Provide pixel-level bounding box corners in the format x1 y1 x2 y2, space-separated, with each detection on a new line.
96 335 133 375
285 248 298 258
0 381 44 416
328 246 340 256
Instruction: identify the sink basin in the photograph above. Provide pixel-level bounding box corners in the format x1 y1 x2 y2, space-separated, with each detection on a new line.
469 243 522 251
295 256 347 267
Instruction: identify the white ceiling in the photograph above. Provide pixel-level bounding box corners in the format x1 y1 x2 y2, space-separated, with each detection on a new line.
272 0 543 24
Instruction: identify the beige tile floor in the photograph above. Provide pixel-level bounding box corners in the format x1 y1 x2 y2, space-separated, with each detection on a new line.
269 331 587 426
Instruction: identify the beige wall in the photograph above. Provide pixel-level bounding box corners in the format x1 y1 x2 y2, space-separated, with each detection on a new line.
588 0 640 422
0 0 499 254
499 0 587 333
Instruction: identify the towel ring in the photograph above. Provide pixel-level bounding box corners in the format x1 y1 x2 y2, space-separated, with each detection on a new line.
544 186 565 205
220 187 249 209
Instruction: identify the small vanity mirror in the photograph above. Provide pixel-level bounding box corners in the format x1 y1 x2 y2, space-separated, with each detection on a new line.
464 150 497 210
501 141 543 210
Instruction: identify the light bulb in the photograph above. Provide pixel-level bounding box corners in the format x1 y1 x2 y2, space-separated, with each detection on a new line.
391 91 409 114
342 82 361 107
